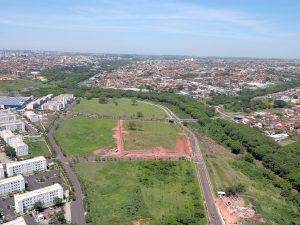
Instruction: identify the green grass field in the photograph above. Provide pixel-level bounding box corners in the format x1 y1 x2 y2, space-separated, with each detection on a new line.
54 117 116 156
0 78 45 92
24 137 51 158
198 136 299 224
73 98 168 118
75 161 206 225
123 121 184 150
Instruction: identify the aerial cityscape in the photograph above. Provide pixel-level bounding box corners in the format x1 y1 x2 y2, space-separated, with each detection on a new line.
0 1 300 225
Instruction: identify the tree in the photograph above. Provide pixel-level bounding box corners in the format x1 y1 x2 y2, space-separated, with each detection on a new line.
54 197 63 206
131 97 138 105
5 146 16 158
33 201 44 211
136 111 143 117
99 97 108 104
76 98 81 104
273 99 287 108
128 121 137 130
244 154 254 163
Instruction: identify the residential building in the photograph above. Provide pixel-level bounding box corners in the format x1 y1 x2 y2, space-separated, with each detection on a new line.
24 111 39 123
0 130 28 156
8 136 28 156
41 101 62 111
0 175 25 196
0 164 4 180
14 183 63 213
6 156 47 177
0 120 25 132
0 129 15 143
0 113 17 123
2 217 27 225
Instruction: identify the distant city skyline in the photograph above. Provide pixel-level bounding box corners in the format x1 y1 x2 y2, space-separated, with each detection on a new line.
1 0 300 58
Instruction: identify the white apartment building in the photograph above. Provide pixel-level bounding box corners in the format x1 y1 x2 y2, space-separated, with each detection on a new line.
0 131 28 156
6 156 47 177
2 217 27 225
14 183 63 213
0 175 25 196
0 113 17 123
24 111 39 123
25 94 53 110
0 120 25 132
8 136 28 156
0 109 13 115
0 129 15 142
52 94 74 108
41 101 62 111
0 163 4 180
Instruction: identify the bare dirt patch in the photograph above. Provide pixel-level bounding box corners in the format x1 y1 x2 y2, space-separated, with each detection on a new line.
94 120 192 160
216 196 262 225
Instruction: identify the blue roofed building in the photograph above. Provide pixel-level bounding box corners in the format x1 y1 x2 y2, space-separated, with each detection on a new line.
0 97 32 110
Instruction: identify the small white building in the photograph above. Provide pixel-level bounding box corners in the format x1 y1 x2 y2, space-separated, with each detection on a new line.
0 175 25 196
14 183 64 213
0 163 4 180
0 129 15 143
6 156 47 177
2 217 27 225
8 136 28 156
0 113 17 123
0 131 28 156
24 111 39 123
0 120 25 132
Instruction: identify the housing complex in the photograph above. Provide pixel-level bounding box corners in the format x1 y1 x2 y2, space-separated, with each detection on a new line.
6 156 47 177
14 183 64 213
0 175 25 196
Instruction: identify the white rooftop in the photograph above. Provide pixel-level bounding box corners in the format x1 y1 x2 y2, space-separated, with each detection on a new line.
14 183 63 202
6 156 46 167
0 175 24 185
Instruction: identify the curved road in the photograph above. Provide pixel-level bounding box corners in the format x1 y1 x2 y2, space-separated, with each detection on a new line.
47 116 86 225
157 104 224 225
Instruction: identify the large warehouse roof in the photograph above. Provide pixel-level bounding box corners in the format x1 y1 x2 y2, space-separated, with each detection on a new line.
0 97 31 106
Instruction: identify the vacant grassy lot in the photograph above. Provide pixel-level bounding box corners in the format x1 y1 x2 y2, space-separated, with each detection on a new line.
123 121 184 150
24 136 51 158
73 98 168 118
75 161 206 225
198 135 300 224
0 78 45 92
54 117 116 156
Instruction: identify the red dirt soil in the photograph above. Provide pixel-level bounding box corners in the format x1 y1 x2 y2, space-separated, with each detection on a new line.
93 120 192 160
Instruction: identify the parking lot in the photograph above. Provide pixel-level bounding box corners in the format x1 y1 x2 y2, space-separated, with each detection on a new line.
25 170 68 191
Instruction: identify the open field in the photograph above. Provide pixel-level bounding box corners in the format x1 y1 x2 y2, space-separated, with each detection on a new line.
73 98 168 118
54 117 116 156
123 121 184 150
198 136 300 224
24 136 51 158
74 161 206 225
0 78 45 92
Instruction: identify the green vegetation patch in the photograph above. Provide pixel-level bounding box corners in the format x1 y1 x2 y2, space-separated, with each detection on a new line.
73 98 168 118
199 136 300 225
54 117 116 156
0 78 45 92
24 136 51 158
74 161 206 225
123 121 184 150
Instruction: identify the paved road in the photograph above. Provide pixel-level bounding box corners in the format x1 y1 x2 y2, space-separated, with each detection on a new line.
157 104 224 225
215 106 234 121
47 116 86 225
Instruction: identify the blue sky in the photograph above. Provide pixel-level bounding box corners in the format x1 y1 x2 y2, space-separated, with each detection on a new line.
1 0 300 58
